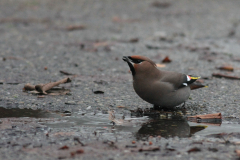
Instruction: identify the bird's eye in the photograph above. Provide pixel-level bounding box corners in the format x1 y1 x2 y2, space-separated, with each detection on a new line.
128 57 144 64
133 59 143 64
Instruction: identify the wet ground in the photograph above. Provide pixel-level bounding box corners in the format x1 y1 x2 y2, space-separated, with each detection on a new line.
1 0 240 159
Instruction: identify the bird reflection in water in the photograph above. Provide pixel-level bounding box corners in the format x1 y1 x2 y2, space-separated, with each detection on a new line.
132 110 216 140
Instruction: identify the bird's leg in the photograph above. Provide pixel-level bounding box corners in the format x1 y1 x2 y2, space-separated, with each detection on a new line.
181 102 186 108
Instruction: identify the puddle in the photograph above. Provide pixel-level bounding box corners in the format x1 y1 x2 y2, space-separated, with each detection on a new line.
0 107 240 140
0 107 60 118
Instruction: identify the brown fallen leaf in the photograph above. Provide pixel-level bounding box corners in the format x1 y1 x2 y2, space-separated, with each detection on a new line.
117 106 125 108
190 83 207 90
93 41 111 48
75 149 84 154
212 73 240 80
59 145 69 150
188 113 222 120
162 56 172 63
71 149 84 157
156 63 166 68
112 16 139 23
44 67 48 70
187 113 222 124
35 77 71 94
236 149 240 157
187 147 201 153
66 25 86 31
216 65 234 71
23 83 36 91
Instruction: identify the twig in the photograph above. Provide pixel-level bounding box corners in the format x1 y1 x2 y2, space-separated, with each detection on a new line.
23 83 36 91
35 78 71 94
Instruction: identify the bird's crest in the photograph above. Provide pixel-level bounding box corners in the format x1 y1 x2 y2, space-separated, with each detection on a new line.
130 55 156 67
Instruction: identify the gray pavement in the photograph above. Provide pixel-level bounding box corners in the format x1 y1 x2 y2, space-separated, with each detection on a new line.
1 0 240 159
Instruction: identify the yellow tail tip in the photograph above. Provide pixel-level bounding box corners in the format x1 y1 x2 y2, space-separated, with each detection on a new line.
190 76 201 80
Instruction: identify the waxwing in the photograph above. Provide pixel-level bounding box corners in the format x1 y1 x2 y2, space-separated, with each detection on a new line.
123 55 206 109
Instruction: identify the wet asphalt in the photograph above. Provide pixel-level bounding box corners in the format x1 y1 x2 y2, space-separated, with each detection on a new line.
1 0 240 159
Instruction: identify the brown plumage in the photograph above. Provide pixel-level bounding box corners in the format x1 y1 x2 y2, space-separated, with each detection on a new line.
123 55 207 108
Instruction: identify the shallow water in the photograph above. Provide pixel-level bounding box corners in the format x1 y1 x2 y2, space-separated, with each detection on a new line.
0 107 239 140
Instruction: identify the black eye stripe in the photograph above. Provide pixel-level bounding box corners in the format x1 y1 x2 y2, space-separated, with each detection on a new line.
128 57 144 64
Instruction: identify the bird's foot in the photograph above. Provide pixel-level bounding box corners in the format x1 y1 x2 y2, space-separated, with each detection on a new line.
181 102 186 109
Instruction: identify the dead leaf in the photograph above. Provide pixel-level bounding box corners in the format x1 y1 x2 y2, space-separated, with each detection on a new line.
236 149 240 157
75 149 84 154
156 63 166 68
187 147 201 153
151 1 171 8
66 25 86 31
117 106 125 108
190 83 207 90
216 65 234 71
188 113 222 120
23 83 36 91
187 113 222 124
93 41 110 47
59 145 69 150
112 16 139 23
44 67 48 70
212 73 240 80
162 56 172 63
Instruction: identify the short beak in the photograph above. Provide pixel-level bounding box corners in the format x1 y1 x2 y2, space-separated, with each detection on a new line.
122 56 135 76
122 56 129 62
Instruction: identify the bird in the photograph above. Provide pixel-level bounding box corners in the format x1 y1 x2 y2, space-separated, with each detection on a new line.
122 55 207 109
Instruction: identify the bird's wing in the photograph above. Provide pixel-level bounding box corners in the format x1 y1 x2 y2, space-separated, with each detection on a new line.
160 71 200 89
